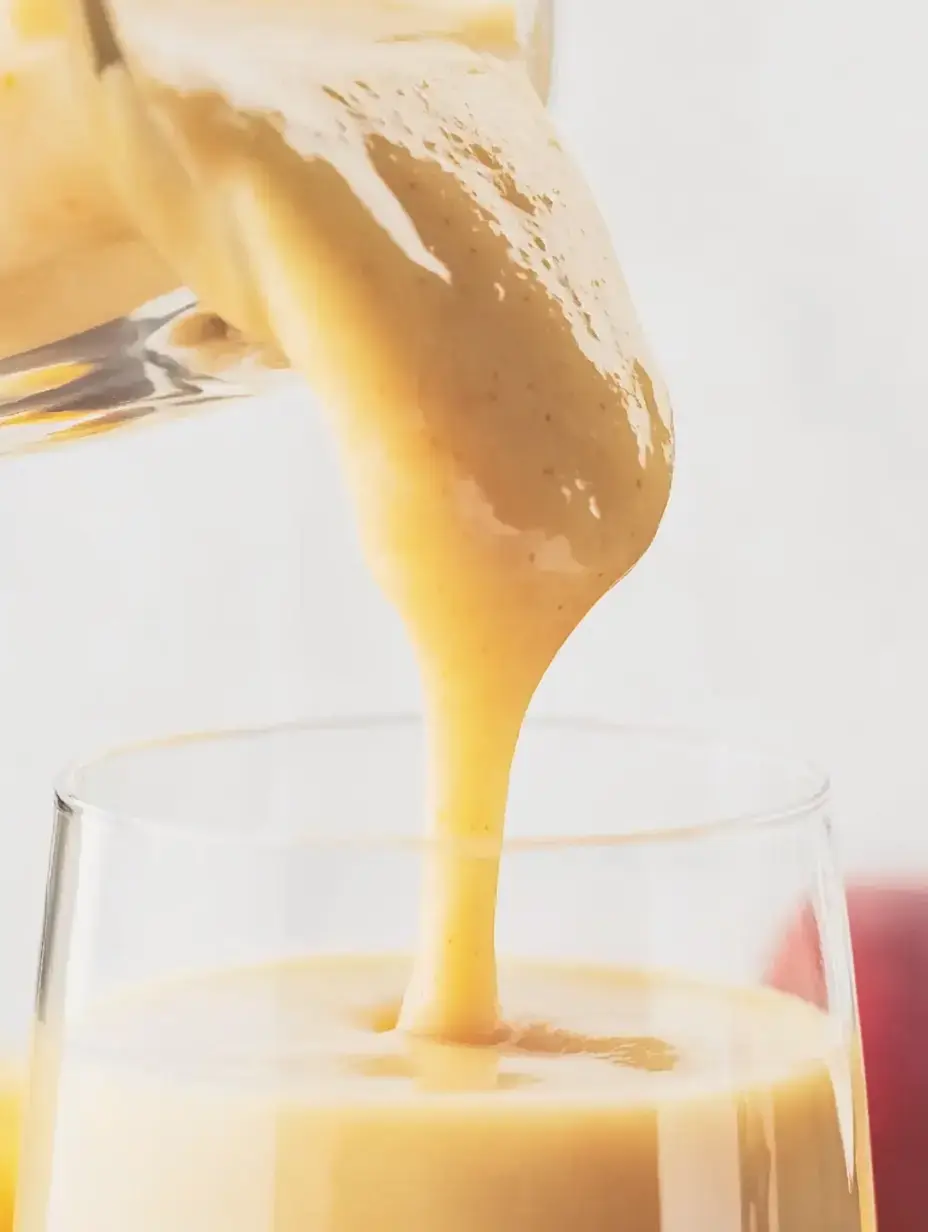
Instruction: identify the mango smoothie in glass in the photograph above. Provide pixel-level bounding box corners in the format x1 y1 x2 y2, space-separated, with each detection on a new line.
14 719 874 1232
0 2 875 1229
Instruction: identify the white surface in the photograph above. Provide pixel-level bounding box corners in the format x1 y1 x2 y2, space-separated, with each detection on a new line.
0 0 927 1045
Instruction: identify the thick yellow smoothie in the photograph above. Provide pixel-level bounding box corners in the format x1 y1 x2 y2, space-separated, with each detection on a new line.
2 4 872 1231
16 958 867 1232
62 0 672 1043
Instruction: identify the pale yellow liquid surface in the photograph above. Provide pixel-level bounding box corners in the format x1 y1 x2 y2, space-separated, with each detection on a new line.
16 958 866 1232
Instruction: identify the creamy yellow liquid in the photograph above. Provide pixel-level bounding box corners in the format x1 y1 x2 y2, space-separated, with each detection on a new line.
3 1 663 1041
16 958 867 1232
0 0 548 357
57 0 672 1043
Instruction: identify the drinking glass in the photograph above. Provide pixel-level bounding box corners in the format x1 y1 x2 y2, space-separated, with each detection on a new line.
16 718 875 1231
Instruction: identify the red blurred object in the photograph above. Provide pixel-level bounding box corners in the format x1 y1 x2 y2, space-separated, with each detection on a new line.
769 884 928 1232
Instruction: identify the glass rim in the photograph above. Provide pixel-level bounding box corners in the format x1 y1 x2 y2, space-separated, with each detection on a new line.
53 714 831 852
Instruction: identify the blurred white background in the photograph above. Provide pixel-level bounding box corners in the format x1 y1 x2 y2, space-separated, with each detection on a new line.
0 0 926 1047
